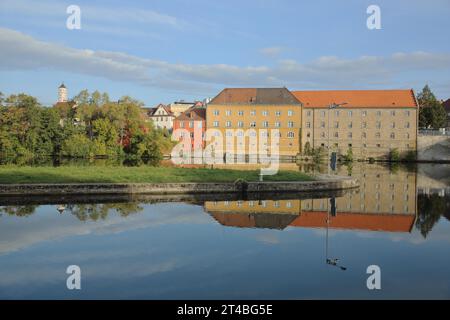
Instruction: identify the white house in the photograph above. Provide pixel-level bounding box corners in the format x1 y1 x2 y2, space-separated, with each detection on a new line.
143 104 175 130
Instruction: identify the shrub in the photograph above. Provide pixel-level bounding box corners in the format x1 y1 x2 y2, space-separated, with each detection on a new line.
303 142 312 156
404 150 417 162
388 148 400 162
343 147 353 162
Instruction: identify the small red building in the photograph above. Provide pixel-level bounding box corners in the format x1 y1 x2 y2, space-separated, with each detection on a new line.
173 107 206 152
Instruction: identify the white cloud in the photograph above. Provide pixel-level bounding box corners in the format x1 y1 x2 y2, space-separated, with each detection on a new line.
1 27 450 95
259 46 285 57
0 0 187 32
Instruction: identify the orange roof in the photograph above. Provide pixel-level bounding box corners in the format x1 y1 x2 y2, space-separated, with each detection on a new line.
289 211 415 233
292 89 418 108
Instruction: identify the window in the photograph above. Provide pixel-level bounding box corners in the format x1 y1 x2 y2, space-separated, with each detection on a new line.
213 121 219 127
321 132 326 138
237 121 244 128
334 121 339 128
287 132 295 138
197 122 202 128
405 110 410 116
334 132 339 138
189 121 194 128
390 110 396 116
262 121 269 127
362 111 367 117
362 122 367 128
348 110 353 117
306 122 311 128
225 121 231 127
320 111 325 117
262 110 268 116
391 122 395 129
238 110 244 116
288 121 294 128
320 121 325 128
226 110 231 116
377 143 381 148
250 122 256 127
348 122 353 129
376 111 382 117
275 121 281 128
376 121 381 129
306 132 311 137
190 132 194 138
288 110 294 116
362 132 367 139
406 133 410 139
405 122 410 128
335 110 340 117
180 121 185 128
307 110 311 117
275 111 281 116
250 110 256 116
213 110 219 116
376 132 381 139
348 132 353 139
390 133 395 139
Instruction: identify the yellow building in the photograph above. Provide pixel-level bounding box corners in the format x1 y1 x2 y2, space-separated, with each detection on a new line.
293 90 419 159
206 88 303 158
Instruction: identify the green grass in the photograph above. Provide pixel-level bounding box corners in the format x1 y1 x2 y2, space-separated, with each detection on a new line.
0 165 313 184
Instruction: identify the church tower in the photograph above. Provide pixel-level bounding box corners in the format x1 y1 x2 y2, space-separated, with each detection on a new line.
58 83 68 103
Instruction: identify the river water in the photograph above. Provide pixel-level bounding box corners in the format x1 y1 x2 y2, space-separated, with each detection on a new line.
0 162 449 299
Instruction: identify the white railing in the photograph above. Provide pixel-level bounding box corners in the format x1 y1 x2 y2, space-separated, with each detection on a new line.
419 129 450 136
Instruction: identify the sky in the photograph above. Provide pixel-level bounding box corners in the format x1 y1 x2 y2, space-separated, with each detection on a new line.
0 0 450 106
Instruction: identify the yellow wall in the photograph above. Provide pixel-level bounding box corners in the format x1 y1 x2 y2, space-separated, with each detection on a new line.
206 104 302 157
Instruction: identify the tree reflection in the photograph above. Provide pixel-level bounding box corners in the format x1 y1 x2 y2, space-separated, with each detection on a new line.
0 205 37 217
0 203 143 221
416 194 450 238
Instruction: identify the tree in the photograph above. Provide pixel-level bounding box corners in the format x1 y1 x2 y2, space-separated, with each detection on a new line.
61 133 94 158
417 85 447 129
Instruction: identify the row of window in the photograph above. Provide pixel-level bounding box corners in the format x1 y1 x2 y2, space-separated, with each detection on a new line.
212 110 295 117
306 121 411 129
212 200 295 208
179 121 203 128
306 109 412 117
318 142 412 149
212 131 296 138
307 132 411 139
212 121 296 128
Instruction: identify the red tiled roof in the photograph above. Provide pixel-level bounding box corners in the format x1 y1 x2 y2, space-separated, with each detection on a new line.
174 107 206 121
146 104 174 116
292 89 418 108
289 211 415 233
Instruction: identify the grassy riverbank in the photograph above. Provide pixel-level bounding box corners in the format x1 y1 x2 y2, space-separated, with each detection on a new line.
0 166 313 184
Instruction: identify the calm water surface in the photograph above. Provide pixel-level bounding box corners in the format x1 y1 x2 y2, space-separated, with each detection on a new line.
0 163 449 299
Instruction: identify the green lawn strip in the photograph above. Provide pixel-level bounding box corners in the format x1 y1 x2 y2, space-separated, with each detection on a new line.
0 166 313 184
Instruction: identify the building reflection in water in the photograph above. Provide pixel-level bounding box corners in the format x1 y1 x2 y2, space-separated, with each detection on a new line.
204 163 417 233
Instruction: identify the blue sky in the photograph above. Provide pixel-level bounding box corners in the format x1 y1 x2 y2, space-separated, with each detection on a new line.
1 0 450 106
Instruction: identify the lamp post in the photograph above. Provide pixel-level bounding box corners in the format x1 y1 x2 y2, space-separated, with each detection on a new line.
327 102 348 175
325 199 347 271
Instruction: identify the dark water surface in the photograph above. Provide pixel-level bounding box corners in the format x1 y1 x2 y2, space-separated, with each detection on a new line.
0 163 449 299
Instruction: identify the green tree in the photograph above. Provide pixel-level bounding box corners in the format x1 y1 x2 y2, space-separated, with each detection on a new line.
61 133 94 158
417 85 447 129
